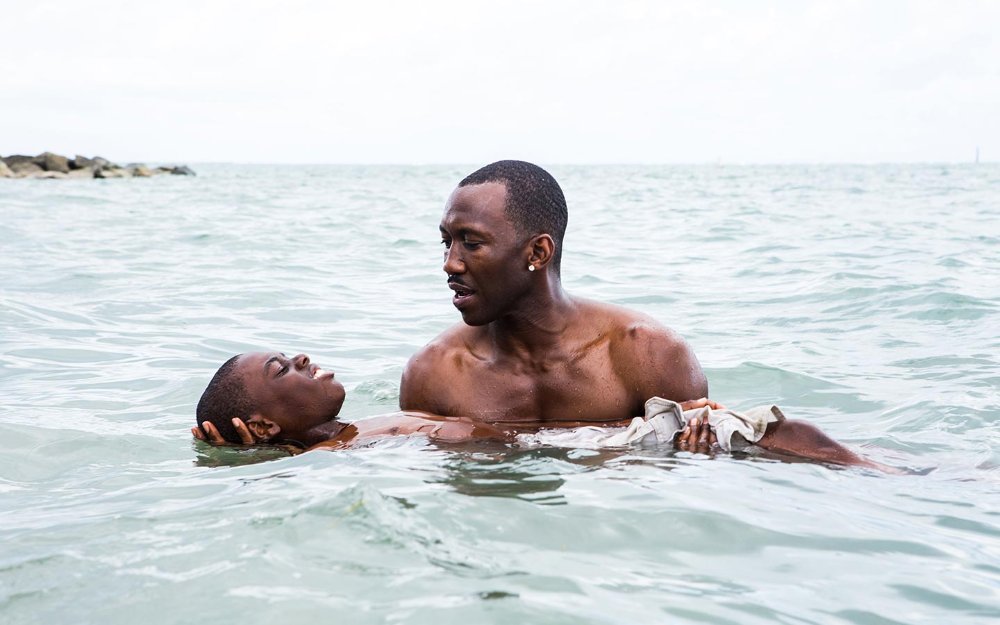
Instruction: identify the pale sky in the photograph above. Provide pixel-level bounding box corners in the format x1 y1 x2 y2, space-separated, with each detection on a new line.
2 0 997 164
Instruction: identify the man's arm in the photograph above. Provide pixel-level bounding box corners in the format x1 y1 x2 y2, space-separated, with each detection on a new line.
614 320 709 404
618 322 891 469
192 419 303 455
399 345 445 414
754 419 896 471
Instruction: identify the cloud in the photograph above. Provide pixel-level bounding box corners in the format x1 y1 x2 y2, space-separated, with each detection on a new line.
2 0 997 162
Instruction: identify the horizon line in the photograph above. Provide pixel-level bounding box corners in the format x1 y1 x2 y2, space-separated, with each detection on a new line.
126 159 998 167
3 153 994 167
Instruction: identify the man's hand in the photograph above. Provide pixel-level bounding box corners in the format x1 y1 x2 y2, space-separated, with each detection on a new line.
678 397 726 411
674 398 723 452
191 418 255 446
674 415 718 452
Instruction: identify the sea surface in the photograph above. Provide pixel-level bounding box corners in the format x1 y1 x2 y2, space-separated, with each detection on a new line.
1 164 998 624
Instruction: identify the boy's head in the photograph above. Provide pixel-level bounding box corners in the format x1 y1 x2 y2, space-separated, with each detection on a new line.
196 352 346 444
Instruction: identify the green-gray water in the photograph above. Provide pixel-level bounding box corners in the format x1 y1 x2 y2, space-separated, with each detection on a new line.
2 164 998 624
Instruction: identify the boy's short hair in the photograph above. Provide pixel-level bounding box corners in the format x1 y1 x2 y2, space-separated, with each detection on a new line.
196 355 256 443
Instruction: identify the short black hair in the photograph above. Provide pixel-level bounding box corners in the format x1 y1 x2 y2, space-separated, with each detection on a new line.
196 355 257 443
459 160 568 272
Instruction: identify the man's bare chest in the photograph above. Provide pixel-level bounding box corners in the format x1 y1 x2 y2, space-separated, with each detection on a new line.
440 352 637 424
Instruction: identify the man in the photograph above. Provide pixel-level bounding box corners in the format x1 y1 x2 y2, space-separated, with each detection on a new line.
194 351 516 450
399 160 884 464
400 160 708 425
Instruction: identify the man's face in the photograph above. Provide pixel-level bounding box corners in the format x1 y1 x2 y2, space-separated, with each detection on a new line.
237 352 346 437
439 182 529 326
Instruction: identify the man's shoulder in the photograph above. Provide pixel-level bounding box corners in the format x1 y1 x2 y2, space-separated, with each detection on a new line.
575 297 707 400
400 324 481 412
402 323 484 387
575 298 683 348
405 323 477 366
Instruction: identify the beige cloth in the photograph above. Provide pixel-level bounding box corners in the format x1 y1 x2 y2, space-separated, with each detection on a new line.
516 397 784 451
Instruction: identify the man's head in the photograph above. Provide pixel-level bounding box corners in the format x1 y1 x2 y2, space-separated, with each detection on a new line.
440 160 568 326
458 160 568 272
196 352 346 444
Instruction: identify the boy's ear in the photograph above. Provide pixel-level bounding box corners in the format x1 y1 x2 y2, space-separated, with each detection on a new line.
245 414 281 443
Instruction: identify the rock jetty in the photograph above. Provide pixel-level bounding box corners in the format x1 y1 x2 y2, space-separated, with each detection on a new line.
0 152 195 179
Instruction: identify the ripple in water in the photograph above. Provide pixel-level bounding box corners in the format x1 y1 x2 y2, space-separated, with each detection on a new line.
1 164 998 624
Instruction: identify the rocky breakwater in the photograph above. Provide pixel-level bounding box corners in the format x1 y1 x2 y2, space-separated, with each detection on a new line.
0 152 195 179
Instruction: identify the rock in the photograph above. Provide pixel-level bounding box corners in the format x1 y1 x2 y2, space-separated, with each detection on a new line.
71 155 95 169
3 154 35 166
10 161 44 176
37 152 70 173
0 153 190 180
67 167 96 179
94 166 132 179
4 155 43 175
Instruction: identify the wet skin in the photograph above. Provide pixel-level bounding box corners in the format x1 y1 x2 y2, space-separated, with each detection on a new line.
400 181 710 425
193 351 515 450
193 174 889 468
192 352 885 470
238 351 348 444
393 178 893 470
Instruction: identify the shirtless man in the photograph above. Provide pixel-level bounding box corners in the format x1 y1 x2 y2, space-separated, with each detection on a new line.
399 160 879 464
194 351 514 451
400 160 708 425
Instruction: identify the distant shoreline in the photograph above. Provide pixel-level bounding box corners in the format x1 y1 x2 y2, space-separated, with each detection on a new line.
0 152 195 179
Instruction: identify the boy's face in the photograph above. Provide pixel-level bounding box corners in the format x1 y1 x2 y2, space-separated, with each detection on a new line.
237 352 346 437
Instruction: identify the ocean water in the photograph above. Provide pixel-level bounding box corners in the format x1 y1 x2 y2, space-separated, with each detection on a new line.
1 164 998 624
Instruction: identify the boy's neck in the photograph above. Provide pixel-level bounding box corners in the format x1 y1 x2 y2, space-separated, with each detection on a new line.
292 419 348 447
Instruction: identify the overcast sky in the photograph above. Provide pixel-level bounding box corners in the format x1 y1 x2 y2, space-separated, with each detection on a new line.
2 0 997 164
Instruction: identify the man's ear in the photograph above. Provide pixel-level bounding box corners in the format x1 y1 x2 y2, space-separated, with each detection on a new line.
527 234 555 269
245 414 281 443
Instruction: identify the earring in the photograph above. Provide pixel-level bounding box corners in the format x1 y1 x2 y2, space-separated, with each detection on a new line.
528 264 535 272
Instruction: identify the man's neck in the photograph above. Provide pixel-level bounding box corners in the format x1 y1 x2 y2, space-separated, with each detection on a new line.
488 279 578 360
